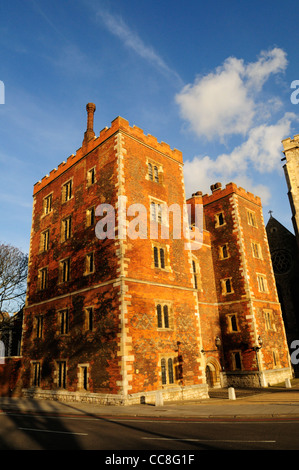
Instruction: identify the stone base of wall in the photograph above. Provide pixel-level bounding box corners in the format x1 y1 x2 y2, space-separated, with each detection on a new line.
222 367 293 388
22 383 209 406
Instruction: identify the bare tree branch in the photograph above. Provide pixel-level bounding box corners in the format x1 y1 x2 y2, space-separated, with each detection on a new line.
0 243 28 314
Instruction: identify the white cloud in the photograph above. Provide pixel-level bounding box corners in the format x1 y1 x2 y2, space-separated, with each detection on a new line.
176 48 288 142
177 47 295 206
183 112 296 205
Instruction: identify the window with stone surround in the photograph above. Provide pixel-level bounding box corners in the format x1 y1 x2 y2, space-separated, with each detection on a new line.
78 364 89 391
61 215 72 242
31 361 41 387
84 307 94 331
257 274 268 293
85 252 95 274
219 243 230 260
56 360 67 388
147 159 163 183
227 313 239 332
247 209 257 227
231 351 242 370
220 277 233 295
156 303 172 329
62 179 73 203
87 166 96 186
43 193 53 216
38 267 48 290
264 309 276 331
251 241 262 259
59 257 70 283
215 211 225 228
161 357 175 385
59 309 69 335
40 229 49 252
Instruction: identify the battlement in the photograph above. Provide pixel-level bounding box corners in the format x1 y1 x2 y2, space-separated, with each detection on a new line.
33 107 183 195
201 182 261 206
282 134 299 153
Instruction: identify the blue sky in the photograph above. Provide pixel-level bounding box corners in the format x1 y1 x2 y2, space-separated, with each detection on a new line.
1 0 299 254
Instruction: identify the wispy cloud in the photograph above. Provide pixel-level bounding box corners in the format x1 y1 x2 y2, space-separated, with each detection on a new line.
96 9 183 87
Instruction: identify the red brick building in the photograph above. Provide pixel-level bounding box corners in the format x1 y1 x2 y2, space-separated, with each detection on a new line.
21 104 292 404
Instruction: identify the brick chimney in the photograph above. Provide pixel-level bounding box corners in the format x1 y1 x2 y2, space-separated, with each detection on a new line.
83 103 96 144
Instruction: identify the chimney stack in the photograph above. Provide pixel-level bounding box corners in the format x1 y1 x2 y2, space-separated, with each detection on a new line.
83 103 96 144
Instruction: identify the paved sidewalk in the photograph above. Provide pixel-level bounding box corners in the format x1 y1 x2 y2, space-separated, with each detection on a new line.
1 383 299 420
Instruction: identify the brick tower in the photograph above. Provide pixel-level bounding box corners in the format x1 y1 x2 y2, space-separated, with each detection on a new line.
20 104 292 404
21 104 208 403
199 183 290 387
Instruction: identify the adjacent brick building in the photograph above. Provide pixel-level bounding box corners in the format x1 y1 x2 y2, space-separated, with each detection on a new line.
20 104 292 404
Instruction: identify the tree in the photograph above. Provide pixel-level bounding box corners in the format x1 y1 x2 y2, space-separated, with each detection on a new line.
0 243 28 314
